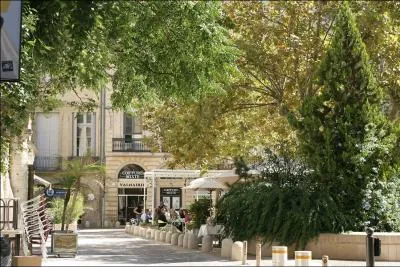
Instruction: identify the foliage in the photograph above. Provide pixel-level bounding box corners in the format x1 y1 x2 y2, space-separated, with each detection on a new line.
188 198 212 230
48 194 84 225
0 1 237 171
290 2 400 232
139 1 400 168
217 148 343 249
58 156 104 231
217 3 400 249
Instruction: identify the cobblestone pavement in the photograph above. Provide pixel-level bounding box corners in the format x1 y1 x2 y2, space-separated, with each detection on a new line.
42 229 399 266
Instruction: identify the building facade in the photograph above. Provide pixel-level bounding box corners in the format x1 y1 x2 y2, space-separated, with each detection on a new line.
33 86 230 227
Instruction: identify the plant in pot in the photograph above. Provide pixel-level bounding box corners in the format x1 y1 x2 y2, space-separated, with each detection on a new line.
50 156 104 256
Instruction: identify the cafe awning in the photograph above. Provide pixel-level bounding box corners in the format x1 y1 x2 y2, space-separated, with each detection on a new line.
182 177 229 191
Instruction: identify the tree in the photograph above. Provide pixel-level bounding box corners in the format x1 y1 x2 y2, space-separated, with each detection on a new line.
0 1 237 170
217 4 399 247
290 2 400 231
139 1 400 169
59 157 104 231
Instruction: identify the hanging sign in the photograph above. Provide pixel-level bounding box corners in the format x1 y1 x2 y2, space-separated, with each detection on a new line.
0 0 22 81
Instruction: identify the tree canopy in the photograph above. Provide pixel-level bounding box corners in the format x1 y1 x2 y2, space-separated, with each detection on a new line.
0 1 237 169
140 1 400 168
217 3 400 248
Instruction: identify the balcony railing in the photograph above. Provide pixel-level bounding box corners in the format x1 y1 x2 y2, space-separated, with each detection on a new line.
112 138 152 152
33 156 62 171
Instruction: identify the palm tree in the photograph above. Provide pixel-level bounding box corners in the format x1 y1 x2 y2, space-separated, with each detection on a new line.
60 156 104 231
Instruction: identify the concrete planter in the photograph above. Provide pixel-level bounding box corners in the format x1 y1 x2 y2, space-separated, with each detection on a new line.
12 256 42 267
51 231 78 257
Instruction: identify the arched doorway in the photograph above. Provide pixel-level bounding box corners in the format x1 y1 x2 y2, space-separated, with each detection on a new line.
117 164 146 225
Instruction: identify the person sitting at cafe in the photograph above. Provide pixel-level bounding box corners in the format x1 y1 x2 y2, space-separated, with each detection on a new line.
141 209 152 223
157 206 168 227
183 209 191 224
133 204 143 225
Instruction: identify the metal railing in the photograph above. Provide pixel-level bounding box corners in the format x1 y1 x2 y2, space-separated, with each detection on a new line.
33 156 62 171
0 198 18 231
112 138 152 152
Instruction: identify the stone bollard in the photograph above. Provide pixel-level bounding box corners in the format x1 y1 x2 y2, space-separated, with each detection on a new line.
155 230 161 241
151 229 156 239
221 238 233 258
146 229 152 239
139 227 143 237
231 241 244 261
188 233 199 249
160 231 166 242
178 233 185 247
322 255 329 267
256 243 262 267
183 232 189 248
171 233 179 245
295 251 312 266
272 246 288 266
125 225 130 233
135 226 140 236
242 241 248 265
142 228 147 237
115 221 120 228
166 232 172 243
201 235 213 252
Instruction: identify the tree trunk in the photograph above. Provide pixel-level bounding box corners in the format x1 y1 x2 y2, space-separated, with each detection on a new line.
61 188 71 231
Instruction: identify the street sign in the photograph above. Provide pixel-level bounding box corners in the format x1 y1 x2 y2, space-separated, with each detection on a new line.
0 0 22 82
45 188 67 198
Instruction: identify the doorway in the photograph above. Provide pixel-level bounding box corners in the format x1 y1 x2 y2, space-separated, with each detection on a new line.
118 188 145 225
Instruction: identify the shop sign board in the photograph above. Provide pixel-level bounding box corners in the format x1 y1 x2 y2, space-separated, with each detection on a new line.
160 188 181 196
118 179 145 188
118 170 144 179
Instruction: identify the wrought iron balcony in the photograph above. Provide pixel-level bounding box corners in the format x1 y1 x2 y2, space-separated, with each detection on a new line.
112 138 152 152
33 156 62 171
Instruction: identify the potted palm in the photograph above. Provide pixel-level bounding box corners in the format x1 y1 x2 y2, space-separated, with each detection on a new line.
51 156 104 257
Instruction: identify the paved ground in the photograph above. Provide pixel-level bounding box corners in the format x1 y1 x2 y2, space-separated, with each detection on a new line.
42 229 399 266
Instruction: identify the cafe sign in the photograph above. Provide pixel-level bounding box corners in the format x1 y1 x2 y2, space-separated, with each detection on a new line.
118 179 145 188
160 188 181 196
118 164 145 179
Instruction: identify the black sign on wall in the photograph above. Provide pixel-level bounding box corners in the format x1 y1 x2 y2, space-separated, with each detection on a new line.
160 188 181 210
118 164 145 179
160 188 180 196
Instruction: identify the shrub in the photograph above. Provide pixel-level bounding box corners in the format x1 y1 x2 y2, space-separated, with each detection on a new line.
189 197 212 229
48 194 85 225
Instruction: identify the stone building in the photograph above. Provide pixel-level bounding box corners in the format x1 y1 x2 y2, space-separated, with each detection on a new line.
33 84 236 227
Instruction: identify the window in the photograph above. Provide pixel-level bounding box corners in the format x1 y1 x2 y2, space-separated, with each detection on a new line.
124 113 142 135
74 112 96 156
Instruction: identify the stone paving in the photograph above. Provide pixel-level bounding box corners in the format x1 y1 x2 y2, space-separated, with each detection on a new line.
42 229 399 266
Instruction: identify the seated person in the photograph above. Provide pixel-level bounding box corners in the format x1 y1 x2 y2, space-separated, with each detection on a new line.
133 205 143 225
141 209 152 223
157 206 168 227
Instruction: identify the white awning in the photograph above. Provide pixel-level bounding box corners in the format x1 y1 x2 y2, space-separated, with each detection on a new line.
34 175 51 186
182 177 228 191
